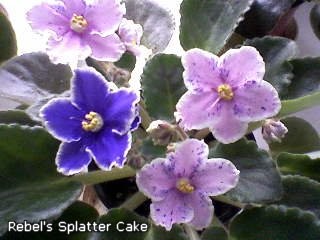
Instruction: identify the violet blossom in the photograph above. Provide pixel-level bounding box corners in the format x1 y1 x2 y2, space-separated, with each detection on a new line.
40 68 139 175
27 0 126 64
175 47 281 144
262 119 288 143
136 139 239 230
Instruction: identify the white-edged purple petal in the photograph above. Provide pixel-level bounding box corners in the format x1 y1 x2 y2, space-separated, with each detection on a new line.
187 191 214 230
150 191 194 231
103 88 139 134
85 0 125 36
175 91 221 130
136 158 176 201
219 46 265 87
168 139 208 178
192 158 239 196
86 33 125 61
118 18 143 55
233 80 281 122
56 141 91 176
182 48 221 93
210 103 248 144
71 68 110 112
40 98 84 142
86 130 132 170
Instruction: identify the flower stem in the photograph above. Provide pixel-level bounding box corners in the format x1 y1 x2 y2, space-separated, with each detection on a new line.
120 191 148 211
183 224 201 240
175 126 189 140
69 166 136 185
213 195 245 209
139 102 152 130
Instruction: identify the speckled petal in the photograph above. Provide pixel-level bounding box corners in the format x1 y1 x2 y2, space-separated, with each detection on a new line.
85 0 125 36
56 141 91 176
150 191 194 231
175 91 221 130
86 33 125 61
182 48 221 92
192 158 240 196
233 80 281 122
136 158 176 201
187 191 214 230
219 46 265 86
168 139 208 178
40 98 84 142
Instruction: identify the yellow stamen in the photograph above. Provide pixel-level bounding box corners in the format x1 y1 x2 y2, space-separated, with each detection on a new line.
82 111 104 132
70 14 88 33
217 84 234 100
176 178 194 194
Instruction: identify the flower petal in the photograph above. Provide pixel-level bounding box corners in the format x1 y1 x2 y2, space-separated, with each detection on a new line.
103 88 139 134
71 69 110 112
210 103 248 144
192 158 239 196
175 91 221 130
61 0 86 16
56 141 91 176
86 33 125 61
169 139 208 178
219 46 265 86
86 130 132 170
85 0 125 36
136 158 176 201
27 2 69 38
118 18 143 55
150 191 194 231
187 191 214 230
233 80 281 122
40 98 84 142
182 48 221 92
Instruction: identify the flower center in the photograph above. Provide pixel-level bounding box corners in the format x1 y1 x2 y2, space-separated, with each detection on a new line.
176 178 194 194
217 84 234 100
82 111 104 132
70 14 88 33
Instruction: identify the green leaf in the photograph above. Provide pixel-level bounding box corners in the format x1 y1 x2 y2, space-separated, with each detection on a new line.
210 139 283 203
141 54 186 121
114 52 136 72
0 110 38 126
277 153 320 182
310 4 320 40
201 226 228 240
140 138 166 163
277 175 320 218
0 53 72 110
124 0 175 53
236 0 294 38
270 117 320 155
0 9 17 63
0 125 83 236
230 206 320 240
284 58 320 99
180 0 253 54
244 36 297 97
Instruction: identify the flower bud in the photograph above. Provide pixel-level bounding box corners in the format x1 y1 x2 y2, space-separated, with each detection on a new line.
262 119 288 143
147 120 178 146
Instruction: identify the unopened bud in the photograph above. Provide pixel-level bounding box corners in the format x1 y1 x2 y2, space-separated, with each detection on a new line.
262 119 288 143
147 120 178 146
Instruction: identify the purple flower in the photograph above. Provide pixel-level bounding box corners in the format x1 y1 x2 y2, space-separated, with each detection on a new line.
118 18 143 56
175 47 281 144
40 68 139 175
27 0 126 64
136 139 239 230
262 119 288 143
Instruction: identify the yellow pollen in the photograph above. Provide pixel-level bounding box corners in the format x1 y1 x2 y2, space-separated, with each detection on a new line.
70 14 88 33
217 84 234 100
82 111 104 132
176 178 194 194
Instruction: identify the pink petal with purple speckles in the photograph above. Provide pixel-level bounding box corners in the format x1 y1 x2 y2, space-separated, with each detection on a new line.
150 191 194 231
136 158 175 201
182 48 221 92
219 46 265 87
233 80 281 122
192 158 240 196
175 91 221 130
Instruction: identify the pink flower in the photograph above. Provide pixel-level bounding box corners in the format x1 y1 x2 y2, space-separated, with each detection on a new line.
175 47 281 144
136 139 239 230
27 0 126 64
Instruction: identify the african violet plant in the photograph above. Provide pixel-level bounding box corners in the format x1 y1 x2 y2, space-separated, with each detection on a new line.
1 0 320 239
